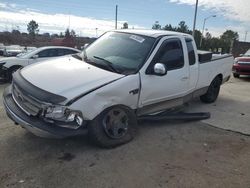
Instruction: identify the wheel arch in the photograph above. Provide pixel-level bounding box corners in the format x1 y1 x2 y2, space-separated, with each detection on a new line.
9 65 23 72
216 73 223 82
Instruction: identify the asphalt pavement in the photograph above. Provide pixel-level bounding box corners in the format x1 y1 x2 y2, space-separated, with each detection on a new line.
0 77 250 188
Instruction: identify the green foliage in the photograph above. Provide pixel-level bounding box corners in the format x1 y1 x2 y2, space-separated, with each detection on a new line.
70 29 76 37
122 22 128 29
65 28 76 38
155 20 239 53
152 21 161 30
27 20 39 36
65 28 71 38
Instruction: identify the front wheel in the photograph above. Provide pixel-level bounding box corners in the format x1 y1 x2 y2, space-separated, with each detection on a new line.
233 73 240 78
200 76 222 103
88 106 137 148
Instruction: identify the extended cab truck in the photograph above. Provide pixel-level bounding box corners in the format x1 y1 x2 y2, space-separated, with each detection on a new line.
3 30 234 148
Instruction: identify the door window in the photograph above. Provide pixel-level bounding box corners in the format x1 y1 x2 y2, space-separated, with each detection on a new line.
38 49 58 58
153 39 184 71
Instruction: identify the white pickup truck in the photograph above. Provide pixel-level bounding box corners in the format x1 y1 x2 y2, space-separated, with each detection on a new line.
3 30 234 148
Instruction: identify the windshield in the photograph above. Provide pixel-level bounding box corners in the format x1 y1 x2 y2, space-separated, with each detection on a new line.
244 49 250 57
82 31 155 74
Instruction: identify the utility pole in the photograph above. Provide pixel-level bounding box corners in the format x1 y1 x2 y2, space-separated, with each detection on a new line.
192 0 198 37
115 5 118 29
68 12 71 30
244 31 248 42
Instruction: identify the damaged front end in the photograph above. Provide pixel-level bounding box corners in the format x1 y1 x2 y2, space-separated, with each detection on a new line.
3 71 88 138
42 105 84 129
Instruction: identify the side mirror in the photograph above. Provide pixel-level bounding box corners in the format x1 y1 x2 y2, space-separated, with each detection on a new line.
239 54 243 57
31 54 38 59
84 43 89 49
153 63 167 76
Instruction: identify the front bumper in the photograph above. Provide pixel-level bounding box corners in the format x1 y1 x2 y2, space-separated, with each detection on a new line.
232 64 250 75
3 87 88 138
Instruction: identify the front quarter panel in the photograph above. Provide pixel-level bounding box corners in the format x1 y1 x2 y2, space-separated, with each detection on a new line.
69 74 140 120
3 58 29 69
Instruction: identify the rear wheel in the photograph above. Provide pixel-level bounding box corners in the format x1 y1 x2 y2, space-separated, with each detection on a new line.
88 106 137 148
233 73 240 78
200 76 222 103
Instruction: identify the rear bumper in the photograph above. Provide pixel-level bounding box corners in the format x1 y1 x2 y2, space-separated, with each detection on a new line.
3 87 88 138
232 64 250 75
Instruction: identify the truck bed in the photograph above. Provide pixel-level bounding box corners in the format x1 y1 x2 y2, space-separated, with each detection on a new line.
196 54 234 90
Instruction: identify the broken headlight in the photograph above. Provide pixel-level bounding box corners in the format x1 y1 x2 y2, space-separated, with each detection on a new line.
44 106 83 127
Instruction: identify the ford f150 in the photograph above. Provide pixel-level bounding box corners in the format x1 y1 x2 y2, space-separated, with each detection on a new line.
3 30 234 148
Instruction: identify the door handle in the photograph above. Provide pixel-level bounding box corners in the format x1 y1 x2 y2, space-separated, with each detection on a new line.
181 76 189 81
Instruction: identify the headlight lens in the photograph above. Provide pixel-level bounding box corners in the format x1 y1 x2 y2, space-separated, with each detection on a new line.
44 106 83 127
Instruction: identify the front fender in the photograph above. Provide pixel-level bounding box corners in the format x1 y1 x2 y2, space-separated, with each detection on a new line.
3 59 29 69
69 74 140 120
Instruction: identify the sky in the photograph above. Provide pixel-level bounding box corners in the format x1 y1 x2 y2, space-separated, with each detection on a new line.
0 0 249 41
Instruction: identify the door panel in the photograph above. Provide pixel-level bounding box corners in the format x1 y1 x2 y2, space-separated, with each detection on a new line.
139 37 189 107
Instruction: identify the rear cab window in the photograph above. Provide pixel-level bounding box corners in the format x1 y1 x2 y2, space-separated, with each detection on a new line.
185 38 196 66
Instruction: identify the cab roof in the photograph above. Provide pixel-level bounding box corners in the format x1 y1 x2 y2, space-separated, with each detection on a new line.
114 29 193 38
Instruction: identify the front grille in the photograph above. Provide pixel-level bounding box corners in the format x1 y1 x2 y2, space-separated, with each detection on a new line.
239 69 250 73
238 63 250 66
12 83 42 116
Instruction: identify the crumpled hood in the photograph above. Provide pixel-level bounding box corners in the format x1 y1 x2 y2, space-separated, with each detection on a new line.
21 56 124 101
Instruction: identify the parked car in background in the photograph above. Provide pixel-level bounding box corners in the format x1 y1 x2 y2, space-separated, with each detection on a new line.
0 46 81 80
3 45 23 57
16 47 37 57
233 49 250 78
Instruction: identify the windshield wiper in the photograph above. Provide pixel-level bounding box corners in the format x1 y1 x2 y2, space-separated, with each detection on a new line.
93 56 120 73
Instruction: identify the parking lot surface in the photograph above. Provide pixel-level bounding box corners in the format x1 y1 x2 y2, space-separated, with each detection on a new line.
0 77 250 188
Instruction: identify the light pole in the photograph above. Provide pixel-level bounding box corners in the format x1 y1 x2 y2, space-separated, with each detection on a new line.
200 15 216 48
115 5 118 29
192 0 199 37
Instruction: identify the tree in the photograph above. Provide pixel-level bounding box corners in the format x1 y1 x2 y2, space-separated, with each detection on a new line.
59 32 64 38
65 28 70 38
163 24 175 31
193 30 202 48
122 22 128 29
152 21 161 30
70 29 76 37
220 30 239 42
220 30 239 53
12 29 21 35
27 20 39 36
205 32 212 40
176 21 190 34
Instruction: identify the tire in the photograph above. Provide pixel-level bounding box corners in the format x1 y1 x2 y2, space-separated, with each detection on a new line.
200 76 222 103
88 105 137 148
233 73 240 78
7 66 21 81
